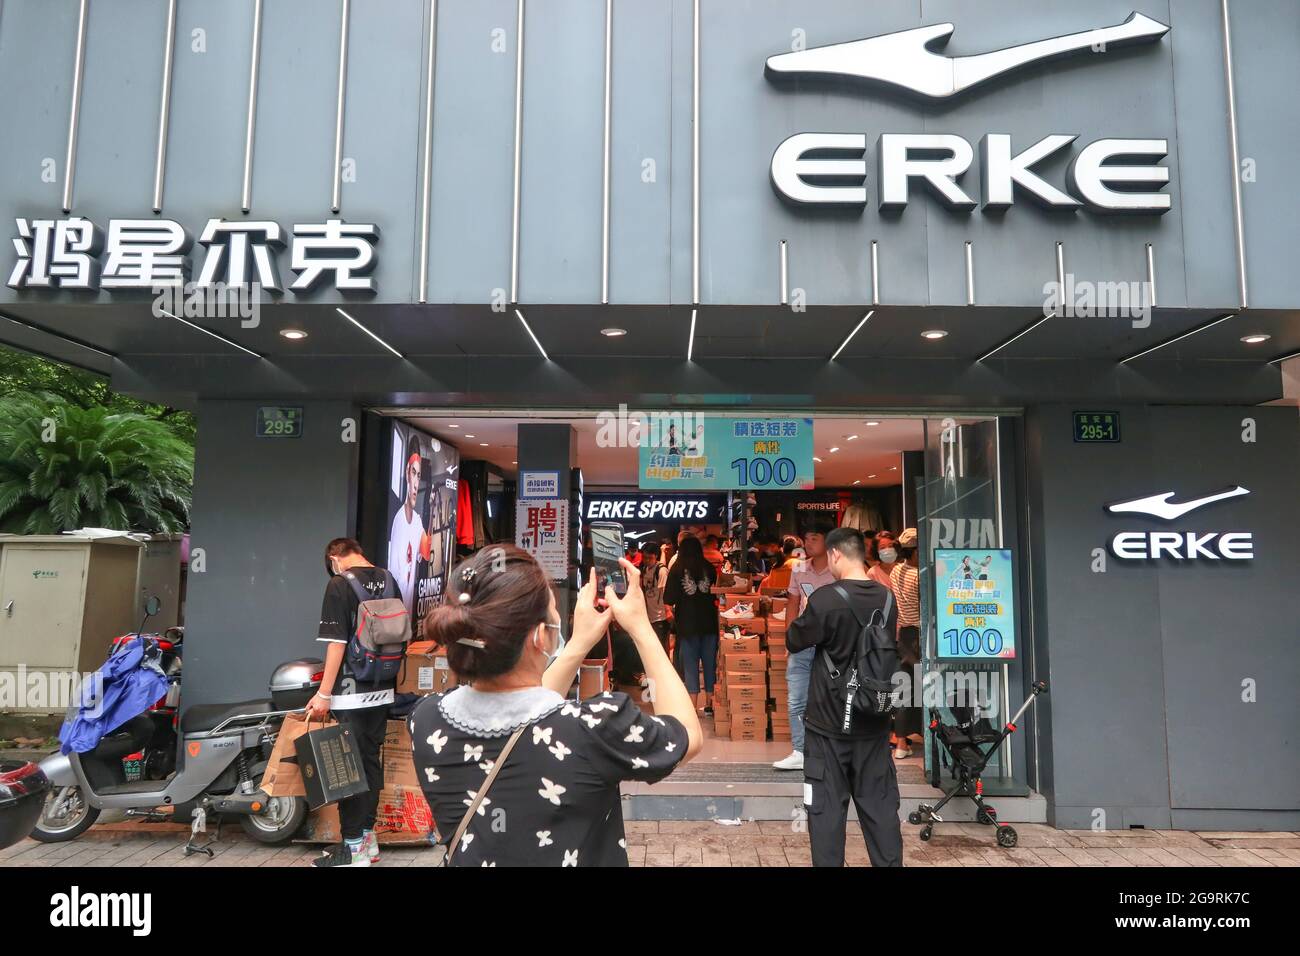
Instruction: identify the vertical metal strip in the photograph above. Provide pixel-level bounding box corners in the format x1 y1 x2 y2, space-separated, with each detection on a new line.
870 240 879 305
509 0 525 304
331 0 351 213
600 0 612 304
62 0 90 213
691 0 700 305
1221 0 1248 308
1055 241 1065 303
1145 242 1157 309
241 0 264 213
152 0 178 213
417 0 438 304
779 240 788 305
964 241 975 306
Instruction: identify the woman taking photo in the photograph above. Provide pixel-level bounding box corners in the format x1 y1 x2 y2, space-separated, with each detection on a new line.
662 535 719 716
411 546 702 867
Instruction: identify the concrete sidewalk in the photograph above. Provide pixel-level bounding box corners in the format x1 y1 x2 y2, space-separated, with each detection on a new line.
1 819 1296 867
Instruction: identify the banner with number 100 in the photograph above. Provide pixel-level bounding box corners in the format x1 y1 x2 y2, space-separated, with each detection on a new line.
638 416 815 491
933 548 1017 659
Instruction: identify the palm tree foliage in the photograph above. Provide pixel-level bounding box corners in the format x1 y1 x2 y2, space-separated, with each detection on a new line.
0 392 193 534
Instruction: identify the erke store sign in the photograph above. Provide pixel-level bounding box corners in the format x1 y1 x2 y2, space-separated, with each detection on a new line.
767 13 1172 214
1106 486 1254 561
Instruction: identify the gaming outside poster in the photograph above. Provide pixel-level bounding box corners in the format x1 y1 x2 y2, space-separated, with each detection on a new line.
384 420 459 635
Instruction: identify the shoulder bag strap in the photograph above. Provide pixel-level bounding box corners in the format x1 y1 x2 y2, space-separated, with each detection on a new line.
442 724 527 864
340 570 371 604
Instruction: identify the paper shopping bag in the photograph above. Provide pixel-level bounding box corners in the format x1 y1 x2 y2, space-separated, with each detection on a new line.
294 720 370 810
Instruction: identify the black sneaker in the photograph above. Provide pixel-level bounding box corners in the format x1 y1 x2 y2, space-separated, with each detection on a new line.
312 842 370 868
703 706 714 717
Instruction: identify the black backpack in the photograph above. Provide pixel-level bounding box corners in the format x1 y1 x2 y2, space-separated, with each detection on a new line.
822 583 898 732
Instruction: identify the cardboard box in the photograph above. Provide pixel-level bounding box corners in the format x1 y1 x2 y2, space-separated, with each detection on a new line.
730 712 766 738
397 641 458 696
731 698 765 717
725 669 765 686
381 720 420 789
723 652 766 673
727 683 765 703
714 718 732 736
301 785 435 846
719 633 761 655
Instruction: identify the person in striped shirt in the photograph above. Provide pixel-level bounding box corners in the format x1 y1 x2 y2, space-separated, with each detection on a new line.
889 529 923 759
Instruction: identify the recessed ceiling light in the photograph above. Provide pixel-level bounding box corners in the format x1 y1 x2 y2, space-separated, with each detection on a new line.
812 456 823 463
511 460 517 465
868 474 877 479
279 328 308 340
465 434 475 439
921 329 949 340
865 421 880 426
600 327 628 337
447 424 459 428
829 446 840 453
846 434 859 441
479 442 489 447
852 480 861 485
1240 334 1271 344
890 466 898 471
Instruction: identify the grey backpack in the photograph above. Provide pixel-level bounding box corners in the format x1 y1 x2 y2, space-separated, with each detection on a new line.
341 570 411 683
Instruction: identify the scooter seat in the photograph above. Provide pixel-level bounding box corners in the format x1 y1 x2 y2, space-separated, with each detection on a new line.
181 699 274 733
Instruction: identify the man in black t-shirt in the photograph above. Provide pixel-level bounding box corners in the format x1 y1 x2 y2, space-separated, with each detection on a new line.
786 526 903 867
307 538 399 869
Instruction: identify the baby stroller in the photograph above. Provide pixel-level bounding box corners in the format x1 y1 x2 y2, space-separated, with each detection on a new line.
908 680 1047 848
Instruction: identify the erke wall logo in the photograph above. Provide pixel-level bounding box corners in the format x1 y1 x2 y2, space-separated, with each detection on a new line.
766 12 1173 213
1106 486 1254 561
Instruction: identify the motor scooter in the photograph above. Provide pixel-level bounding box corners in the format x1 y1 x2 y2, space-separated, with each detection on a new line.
30 597 323 853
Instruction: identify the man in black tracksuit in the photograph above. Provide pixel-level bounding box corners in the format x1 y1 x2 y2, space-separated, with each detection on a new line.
786 526 903 867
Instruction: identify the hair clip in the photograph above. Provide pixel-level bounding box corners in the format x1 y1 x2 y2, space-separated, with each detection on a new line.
461 566 479 583
456 637 486 650
457 591 471 605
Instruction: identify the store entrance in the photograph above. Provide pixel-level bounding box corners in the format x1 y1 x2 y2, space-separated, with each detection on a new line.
368 408 1029 814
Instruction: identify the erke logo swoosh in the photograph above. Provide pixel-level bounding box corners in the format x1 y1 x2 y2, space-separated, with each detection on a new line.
1106 486 1250 521
764 12 1169 101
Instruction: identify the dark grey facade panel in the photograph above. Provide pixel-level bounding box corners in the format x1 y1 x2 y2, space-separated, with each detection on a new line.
181 398 359 708
1025 405 1300 828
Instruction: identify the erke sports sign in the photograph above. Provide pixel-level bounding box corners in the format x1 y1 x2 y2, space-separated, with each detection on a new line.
1106 486 1254 561
767 13 1172 213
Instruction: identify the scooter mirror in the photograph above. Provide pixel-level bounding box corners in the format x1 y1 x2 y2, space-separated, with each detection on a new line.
144 596 162 617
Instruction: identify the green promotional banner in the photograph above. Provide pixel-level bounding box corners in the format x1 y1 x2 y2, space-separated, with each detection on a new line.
638 416 815 490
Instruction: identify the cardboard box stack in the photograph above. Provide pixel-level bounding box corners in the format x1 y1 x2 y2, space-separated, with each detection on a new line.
712 590 797 742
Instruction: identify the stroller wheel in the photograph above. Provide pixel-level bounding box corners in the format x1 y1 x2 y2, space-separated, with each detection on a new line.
996 826 1018 848
976 808 996 825
907 811 922 826
919 826 933 842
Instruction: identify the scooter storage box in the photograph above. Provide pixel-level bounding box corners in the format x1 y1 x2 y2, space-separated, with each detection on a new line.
269 658 323 711
0 761 50 851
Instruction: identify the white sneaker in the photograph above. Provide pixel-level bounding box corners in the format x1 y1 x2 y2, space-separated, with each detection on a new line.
772 751 803 771
721 603 755 621
769 608 786 622
363 829 381 862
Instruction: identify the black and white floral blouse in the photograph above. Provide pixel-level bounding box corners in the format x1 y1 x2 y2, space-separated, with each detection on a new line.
410 685 688 867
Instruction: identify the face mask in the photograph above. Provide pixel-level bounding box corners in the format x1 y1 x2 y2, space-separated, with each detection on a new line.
878 548 898 564
542 623 565 665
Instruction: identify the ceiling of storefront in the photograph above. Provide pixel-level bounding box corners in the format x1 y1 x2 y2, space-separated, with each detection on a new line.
397 411 928 488
3 301 1297 377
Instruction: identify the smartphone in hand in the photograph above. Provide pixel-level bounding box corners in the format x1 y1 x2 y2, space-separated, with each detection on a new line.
588 521 628 597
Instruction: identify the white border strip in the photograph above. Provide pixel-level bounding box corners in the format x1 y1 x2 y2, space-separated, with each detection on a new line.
330 0 351 213
160 309 262 359
509 0 526 304
830 310 874 361
241 0 265 213
417 0 438 304
62 0 89 213
514 307 548 360
1221 0 1249 308
1119 313 1236 364
336 306 403 358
